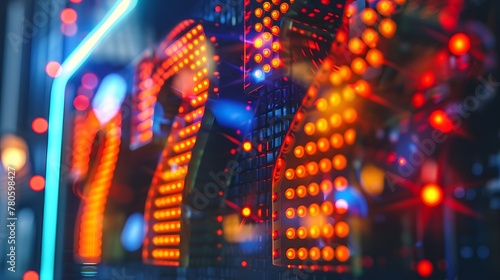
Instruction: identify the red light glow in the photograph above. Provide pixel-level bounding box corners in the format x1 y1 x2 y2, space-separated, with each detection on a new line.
417 259 433 278
241 206 252 217
32 117 48 134
23 270 39 280
449 33 470 56
74 95 89 111
30 176 45 192
45 61 62 78
61 8 77 25
429 110 453 133
420 184 443 207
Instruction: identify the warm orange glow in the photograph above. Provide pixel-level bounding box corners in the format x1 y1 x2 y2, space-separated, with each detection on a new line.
263 16 272 27
297 205 307 217
242 141 253 152
379 18 397 38
315 98 327 112
335 245 350 262
343 108 358 123
329 114 342 128
322 223 334 238
309 247 321 261
366 48 384 67
306 162 319 176
309 203 320 216
254 54 263 63
362 28 379 48
361 8 378 25
339 65 352 81
329 72 342 86
334 176 348 191
354 79 370 97
263 64 271 73
351 57 367 75
286 248 296 259
420 183 443 207
317 137 330 152
305 141 317 155
23 270 39 280
241 206 252 217
285 168 295 180
376 0 395 16
320 180 333 195
316 118 328 132
280 3 289 13
255 8 263 17
286 208 296 219
304 122 315 135
255 23 263 32
152 249 181 260
297 227 307 239
296 165 306 178
152 235 181 246
335 221 350 238
344 128 356 145
271 42 281 52
271 10 281 20
296 185 307 198
336 199 349 214
286 228 296 239
348 37 366 55
271 25 280 35
321 246 334 261
332 154 347 170
294 146 305 158
153 221 181 233
271 58 281 68
321 202 334 216
330 133 344 149
297 247 308 260
329 92 341 106
319 158 332 173
449 33 470 56
285 188 295 199
45 61 62 78
263 2 272 11
254 38 263 48
307 182 320 196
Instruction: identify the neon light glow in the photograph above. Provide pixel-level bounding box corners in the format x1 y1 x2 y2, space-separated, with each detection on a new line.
42 1 137 279
92 73 127 125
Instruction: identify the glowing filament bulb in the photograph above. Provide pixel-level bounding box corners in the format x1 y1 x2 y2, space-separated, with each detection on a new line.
297 247 308 260
255 8 263 17
321 201 334 216
306 162 319 176
255 23 263 32
339 65 352 81
296 165 306 178
376 0 395 16
333 154 347 170
304 122 315 135
309 225 320 238
286 228 296 239
330 72 342 86
271 25 280 35
309 204 320 216
285 168 295 180
285 208 295 218
296 185 307 198
322 246 334 261
271 58 281 68
336 245 350 262
335 221 350 238
254 54 263 63
361 8 378 25
366 48 384 67
280 3 289 13
263 64 271 73
354 79 370 97
294 146 305 158
285 188 295 199
308 183 320 196
271 10 281 20
263 17 272 27
351 57 367 75
316 118 328 132
297 227 307 239
348 37 366 55
317 137 330 152
309 247 321 261
343 108 358 123
254 38 263 48
379 18 396 38
330 114 342 128
297 206 307 217
286 248 296 259
305 141 317 155
271 42 281 52
329 92 341 106
330 133 344 149
362 28 379 48
319 158 332 173
263 2 272 11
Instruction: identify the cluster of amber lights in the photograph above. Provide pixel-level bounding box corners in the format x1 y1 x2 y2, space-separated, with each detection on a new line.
272 0 406 269
75 114 122 263
247 0 294 78
142 23 214 266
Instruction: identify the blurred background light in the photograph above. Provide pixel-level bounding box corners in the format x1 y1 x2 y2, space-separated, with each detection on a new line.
120 213 147 252
91 73 127 125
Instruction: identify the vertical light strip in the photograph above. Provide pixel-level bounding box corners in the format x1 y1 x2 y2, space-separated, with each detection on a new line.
41 1 138 280
0 0 24 132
